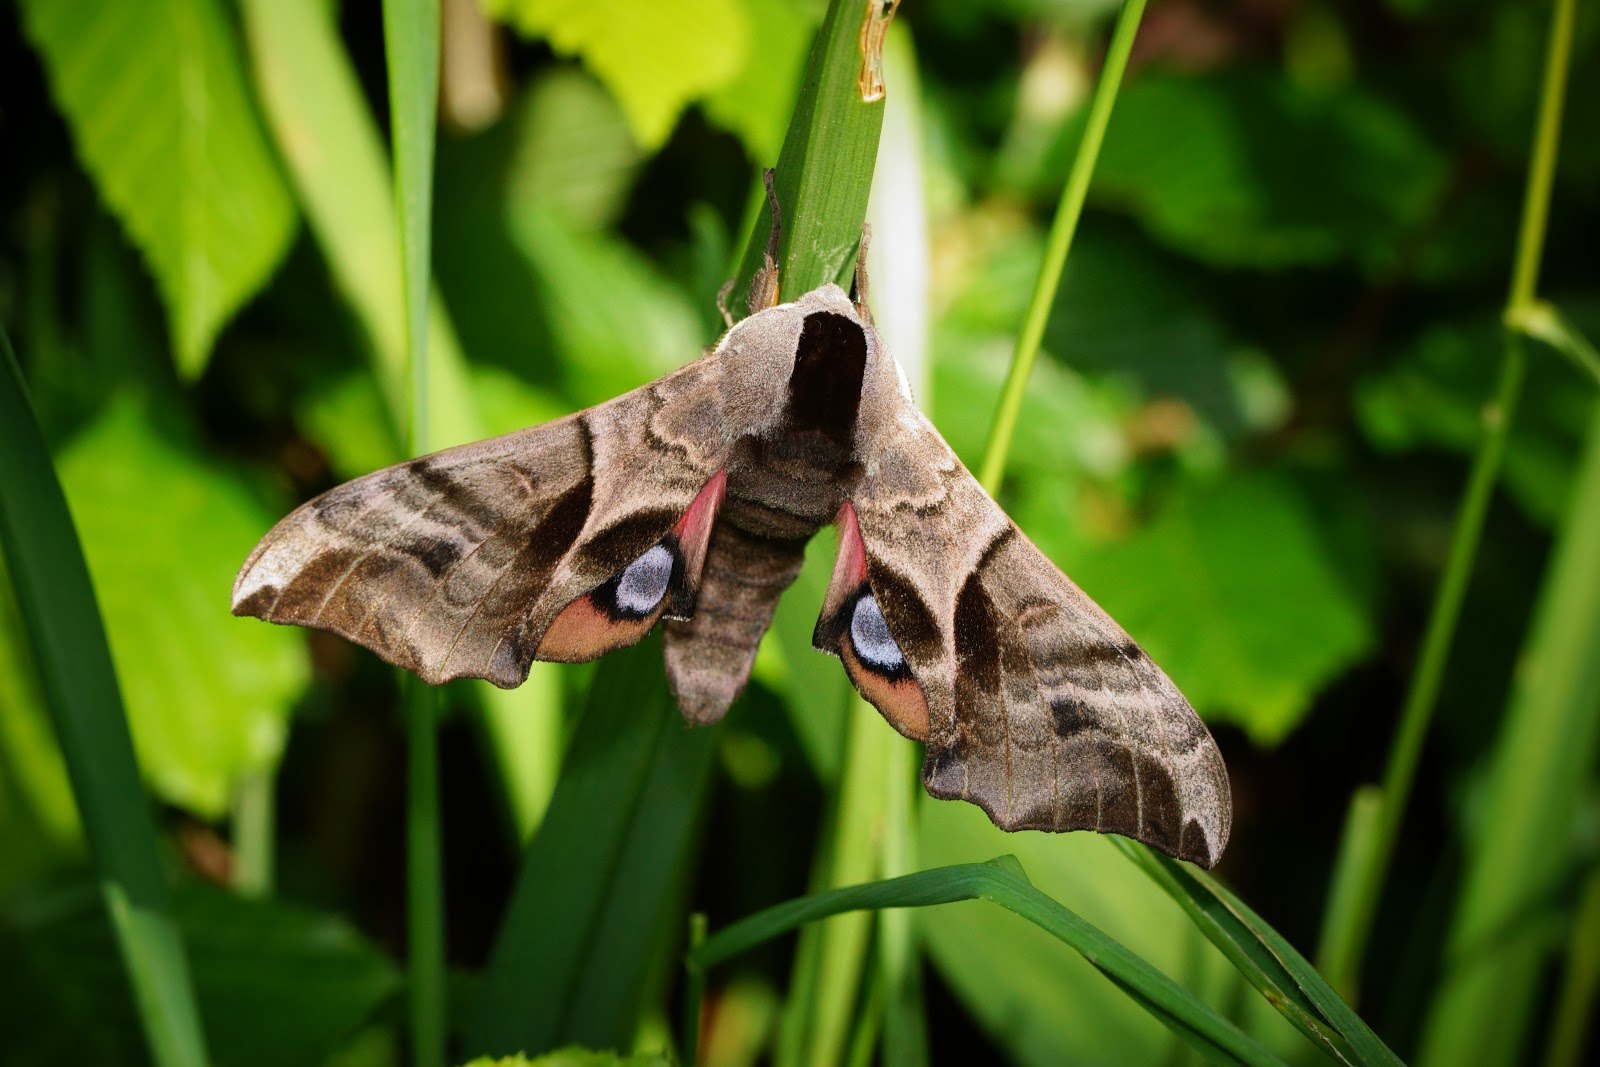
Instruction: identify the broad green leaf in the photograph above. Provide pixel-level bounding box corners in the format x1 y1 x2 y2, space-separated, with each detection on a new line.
1 880 401 1067
1044 69 1447 270
1357 305 1600 526
934 334 1132 483
19 0 295 377
937 223 1285 450
509 209 703 404
1045 230 1281 440
55 398 309 817
484 0 749 149
509 69 645 232
1064 471 1377 745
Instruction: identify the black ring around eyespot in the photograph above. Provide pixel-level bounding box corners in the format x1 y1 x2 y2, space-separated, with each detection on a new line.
590 536 686 622
838 584 912 683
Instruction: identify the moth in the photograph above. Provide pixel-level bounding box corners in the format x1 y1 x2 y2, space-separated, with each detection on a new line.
233 206 1231 868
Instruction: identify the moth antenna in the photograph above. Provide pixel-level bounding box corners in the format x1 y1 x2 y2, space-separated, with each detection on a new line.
852 224 873 324
747 168 782 315
716 277 736 329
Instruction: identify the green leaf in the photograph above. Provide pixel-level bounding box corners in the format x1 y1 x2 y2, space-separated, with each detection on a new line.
484 0 750 150
55 397 309 817
1356 305 1600 526
1118 839 1404 1067
0 551 82 864
691 851 1286 1067
508 69 646 232
0 331 209 1067
916 800 1301 1065
239 0 481 451
468 637 720 1056
934 332 1133 483
509 209 703 405
1046 69 1447 270
1 880 401 1067
1418 403 1600 1066
1064 471 1377 745
19 0 295 377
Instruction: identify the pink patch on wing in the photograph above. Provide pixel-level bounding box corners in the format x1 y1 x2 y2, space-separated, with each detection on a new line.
673 469 726 584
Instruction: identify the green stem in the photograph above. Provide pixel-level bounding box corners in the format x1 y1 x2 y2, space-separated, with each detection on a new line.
383 0 445 1062
682 912 708 1066
1543 860 1600 1067
976 0 1147 494
1322 0 1576 997
232 770 275 898
406 682 446 1066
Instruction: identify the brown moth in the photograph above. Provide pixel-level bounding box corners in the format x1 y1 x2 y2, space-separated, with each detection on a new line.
233 221 1231 868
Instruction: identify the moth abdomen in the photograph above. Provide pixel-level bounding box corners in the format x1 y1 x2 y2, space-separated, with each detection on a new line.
663 523 807 725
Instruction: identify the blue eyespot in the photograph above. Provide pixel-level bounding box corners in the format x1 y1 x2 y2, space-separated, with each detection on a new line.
850 593 904 672
615 544 674 615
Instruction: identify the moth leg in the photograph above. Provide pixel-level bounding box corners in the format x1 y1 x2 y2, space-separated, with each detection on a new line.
746 168 783 315
852 223 873 324
716 277 736 329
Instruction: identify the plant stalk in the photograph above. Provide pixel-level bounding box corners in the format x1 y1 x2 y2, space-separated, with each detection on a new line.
1321 0 1577 998
977 0 1147 494
383 0 446 1062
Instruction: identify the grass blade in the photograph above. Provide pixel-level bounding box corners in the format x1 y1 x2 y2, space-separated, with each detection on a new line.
467 637 720 1055
1314 786 1381 1001
730 0 893 304
1323 0 1580 998
1417 401 1600 1064
976 0 1147 493
1116 840 1402 1067
1543 861 1600 1067
382 1 446 1062
1508 300 1600 387
690 857 1285 1067
0 328 209 1066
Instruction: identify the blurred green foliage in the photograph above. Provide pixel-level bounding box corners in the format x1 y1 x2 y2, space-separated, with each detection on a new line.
2 0 1598 1064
